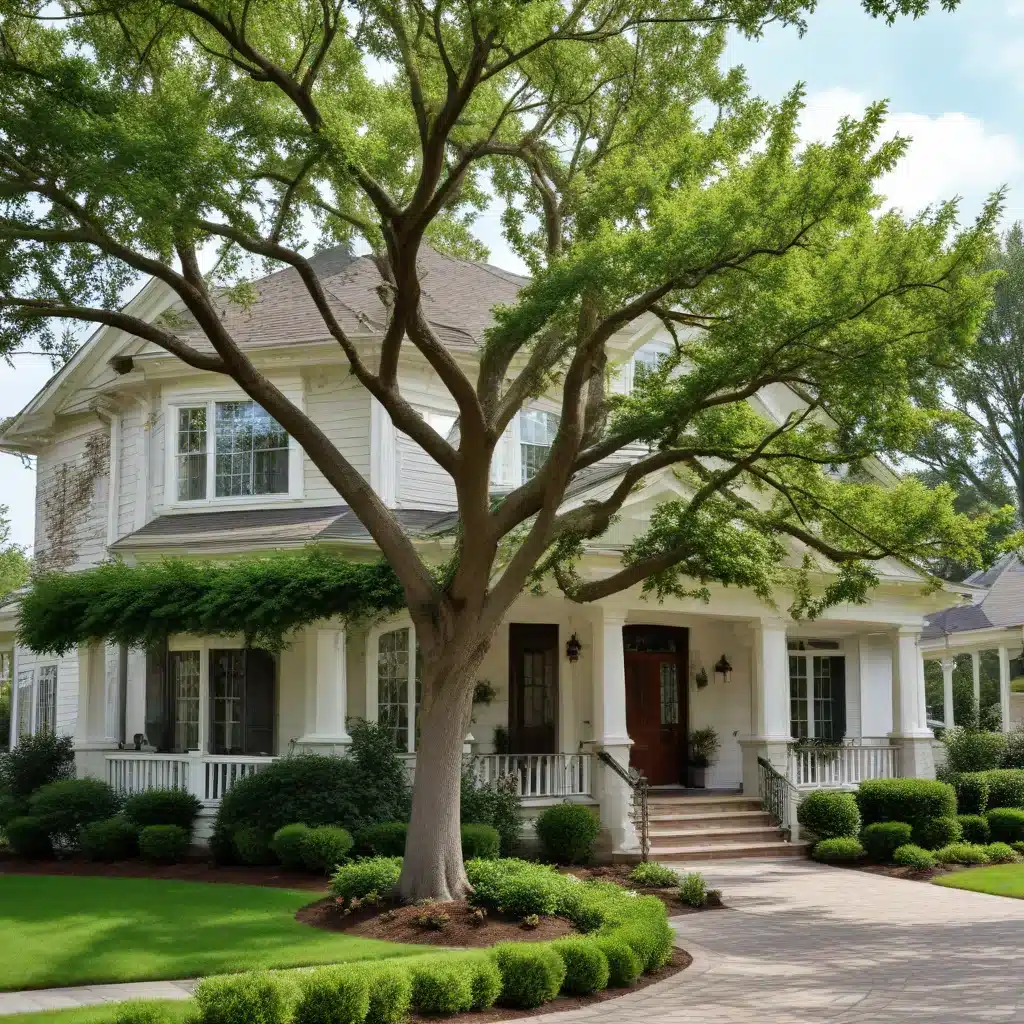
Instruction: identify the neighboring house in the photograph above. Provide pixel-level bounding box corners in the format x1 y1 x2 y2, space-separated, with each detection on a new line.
0 247 967 857
921 554 1024 732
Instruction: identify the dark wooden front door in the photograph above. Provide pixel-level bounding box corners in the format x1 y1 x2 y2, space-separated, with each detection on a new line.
508 624 558 754
624 626 688 786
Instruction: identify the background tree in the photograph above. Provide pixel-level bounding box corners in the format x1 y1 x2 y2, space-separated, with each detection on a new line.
0 0 995 899
0 506 30 748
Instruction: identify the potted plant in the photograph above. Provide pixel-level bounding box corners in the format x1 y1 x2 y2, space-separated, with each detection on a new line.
687 727 721 788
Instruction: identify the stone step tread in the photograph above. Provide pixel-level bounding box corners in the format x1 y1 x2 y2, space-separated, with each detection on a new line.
646 794 755 805
644 810 773 822
649 825 784 839
654 841 809 859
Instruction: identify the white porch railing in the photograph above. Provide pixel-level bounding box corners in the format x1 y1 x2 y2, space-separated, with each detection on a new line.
470 753 593 799
106 752 276 804
787 740 901 789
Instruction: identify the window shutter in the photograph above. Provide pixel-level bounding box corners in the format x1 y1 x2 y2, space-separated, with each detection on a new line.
144 639 171 751
244 649 276 756
830 656 847 742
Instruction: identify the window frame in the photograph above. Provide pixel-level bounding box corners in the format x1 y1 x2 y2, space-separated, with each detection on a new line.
366 618 420 754
787 641 846 742
164 388 304 509
16 668 34 740
36 665 57 736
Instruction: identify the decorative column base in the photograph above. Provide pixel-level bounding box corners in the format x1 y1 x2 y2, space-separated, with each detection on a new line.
889 733 936 780
599 742 640 857
294 735 352 757
738 737 790 797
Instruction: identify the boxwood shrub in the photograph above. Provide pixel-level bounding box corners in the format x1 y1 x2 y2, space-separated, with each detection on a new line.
951 773 990 815
28 778 121 846
194 971 287 1024
811 837 865 863
138 824 191 863
463 955 502 1011
293 966 370 1024
80 816 139 861
354 822 407 858
861 821 912 862
299 825 354 874
4 815 52 858
353 963 412 1024
233 826 273 866
892 843 936 869
269 823 309 870
534 803 600 865
912 816 963 851
986 841 1019 863
123 789 201 831
943 728 1006 774
461 823 500 860
797 790 860 839
330 856 402 906
957 814 991 844
490 943 566 1009
856 778 956 828
409 957 474 1015
934 842 990 865
985 807 1024 843
113 1001 173 1024
596 938 643 987
551 937 610 995
978 770 1024 809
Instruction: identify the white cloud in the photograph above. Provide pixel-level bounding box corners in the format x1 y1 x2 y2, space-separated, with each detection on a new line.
799 87 1024 222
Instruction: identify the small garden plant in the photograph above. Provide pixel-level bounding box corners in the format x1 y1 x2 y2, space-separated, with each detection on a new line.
627 862 679 888
811 837 865 863
678 871 709 907
534 803 600 864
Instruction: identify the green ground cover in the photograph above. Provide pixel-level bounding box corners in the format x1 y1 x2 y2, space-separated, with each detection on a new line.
933 863 1024 898
0 875 419 990
1 1003 193 1024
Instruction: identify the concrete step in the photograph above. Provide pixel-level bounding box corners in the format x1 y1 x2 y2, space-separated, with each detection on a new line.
649 840 810 863
649 825 784 848
644 810 775 829
644 798 763 816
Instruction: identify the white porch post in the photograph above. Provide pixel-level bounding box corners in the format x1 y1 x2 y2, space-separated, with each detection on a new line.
740 619 790 796
299 627 351 753
593 607 639 857
940 656 956 731
999 645 1011 734
972 652 981 717
889 627 935 779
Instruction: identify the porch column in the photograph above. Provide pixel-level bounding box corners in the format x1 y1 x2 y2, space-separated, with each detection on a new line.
999 645 1011 733
889 627 935 779
593 607 639 857
940 656 956 731
972 653 981 717
299 627 351 753
740 619 790 797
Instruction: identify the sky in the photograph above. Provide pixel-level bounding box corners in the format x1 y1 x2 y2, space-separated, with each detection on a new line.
2 0 1023 552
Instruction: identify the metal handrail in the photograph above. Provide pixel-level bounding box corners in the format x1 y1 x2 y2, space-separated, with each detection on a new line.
757 755 798 837
596 749 650 862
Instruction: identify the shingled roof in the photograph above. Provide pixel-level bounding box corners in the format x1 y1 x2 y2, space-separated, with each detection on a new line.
923 554 1024 638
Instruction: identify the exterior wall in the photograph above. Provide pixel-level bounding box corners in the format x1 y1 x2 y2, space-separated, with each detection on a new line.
304 370 370 501
11 646 79 742
858 635 895 738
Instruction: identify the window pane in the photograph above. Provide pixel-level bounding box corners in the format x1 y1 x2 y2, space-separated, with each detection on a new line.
813 656 837 741
659 662 679 725
17 670 33 739
378 629 410 751
170 651 200 751
215 401 289 497
36 666 56 735
211 649 245 754
520 410 559 483
177 407 208 501
789 655 808 739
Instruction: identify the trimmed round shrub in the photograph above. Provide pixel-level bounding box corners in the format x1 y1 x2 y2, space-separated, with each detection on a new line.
797 790 860 840
934 842 990 865
28 778 120 846
491 868 566 918
355 822 407 858
957 814 991 844
293 967 370 1024
627 862 679 888
0 732 74 801
300 825 354 874
856 778 956 828
80 816 139 861
892 844 936 870
356 964 413 1024
952 773 989 815
861 821 912 862
912 816 963 851
986 841 1019 863
596 937 643 987
138 824 191 863
552 937 610 995
233 826 273 866
194 971 287 1024
986 807 1024 842
464 955 502 1010
491 943 566 1009
534 803 600 864
330 856 402 906
979 770 1024 809
113 1001 173 1024
943 728 1006 774
123 789 201 830
1001 726 1024 769
269 823 309 870
461 823 500 860
811 837 865 863
409 957 474 1015
679 871 709 907
4 815 51 858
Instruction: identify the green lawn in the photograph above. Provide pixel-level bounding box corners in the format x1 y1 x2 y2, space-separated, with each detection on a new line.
933 863 1024 898
1 1003 193 1024
0 875 420 991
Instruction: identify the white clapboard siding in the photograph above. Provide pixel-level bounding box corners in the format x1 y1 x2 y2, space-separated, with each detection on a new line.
304 370 371 500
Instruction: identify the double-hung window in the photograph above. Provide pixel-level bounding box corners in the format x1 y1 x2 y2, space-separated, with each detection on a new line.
36 666 57 735
520 409 560 483
174 399 291 502
375 626 421 753
788 639 846 741
16 669 33 739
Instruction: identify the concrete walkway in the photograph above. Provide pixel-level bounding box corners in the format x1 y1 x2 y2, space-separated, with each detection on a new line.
4 860 1024 1020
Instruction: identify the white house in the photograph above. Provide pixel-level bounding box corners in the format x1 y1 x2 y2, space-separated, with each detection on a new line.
0 247 966 860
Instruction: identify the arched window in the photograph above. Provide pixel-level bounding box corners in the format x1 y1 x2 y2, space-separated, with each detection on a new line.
376 627 420 752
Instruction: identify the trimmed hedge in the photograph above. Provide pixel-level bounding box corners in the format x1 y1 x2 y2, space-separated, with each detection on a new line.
123 789 201 830
861 821 912 862
986 842 1019 863
461 823 500 860
355 822 407 858
942 728 1006 774
4 815 52 858
534 803 600 865
300 825 354 874
490 944 566 1009
811 837 864 863
138 824 191 863
952 773 989 815
194 971 287 1024
233 826 273 866
892 844 936 869
856 778 956 828
957 814 991 845
912 816 963 851
113 1001 173 1024
977 770 1024 809
986 807 1024 843
330 857 402 906
28 778 121 846
355 963 412 1024
596 938 643 987
551 937 610 995
934 842 990 865
293 967 370 1024
80 816 139 861
409 958 474 1015
797 790 860 839
269 824 309 870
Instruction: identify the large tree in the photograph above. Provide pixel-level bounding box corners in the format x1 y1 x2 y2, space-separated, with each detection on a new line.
0 0 1002 898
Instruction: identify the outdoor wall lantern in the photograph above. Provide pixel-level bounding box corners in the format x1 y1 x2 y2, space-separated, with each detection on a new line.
565 633 582 662
714 654 733 684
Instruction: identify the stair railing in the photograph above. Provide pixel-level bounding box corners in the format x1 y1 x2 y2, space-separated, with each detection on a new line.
757 755 800 841
596 749 649 862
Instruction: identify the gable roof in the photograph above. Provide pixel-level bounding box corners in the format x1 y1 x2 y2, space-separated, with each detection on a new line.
924 554 1024 638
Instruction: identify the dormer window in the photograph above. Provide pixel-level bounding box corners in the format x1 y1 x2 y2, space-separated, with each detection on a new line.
171 398 298 504
520 409 559 482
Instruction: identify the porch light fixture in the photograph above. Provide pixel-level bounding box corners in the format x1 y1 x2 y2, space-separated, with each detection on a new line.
714 654 733 684
565 633 582 662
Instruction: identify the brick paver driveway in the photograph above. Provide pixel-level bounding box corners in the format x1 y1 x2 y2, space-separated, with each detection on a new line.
542 859 1024 1024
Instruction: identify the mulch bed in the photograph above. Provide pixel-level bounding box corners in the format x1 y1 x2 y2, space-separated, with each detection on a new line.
558 864 727 915
299 897 576 946
0 851 328 890
842 861 969 883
